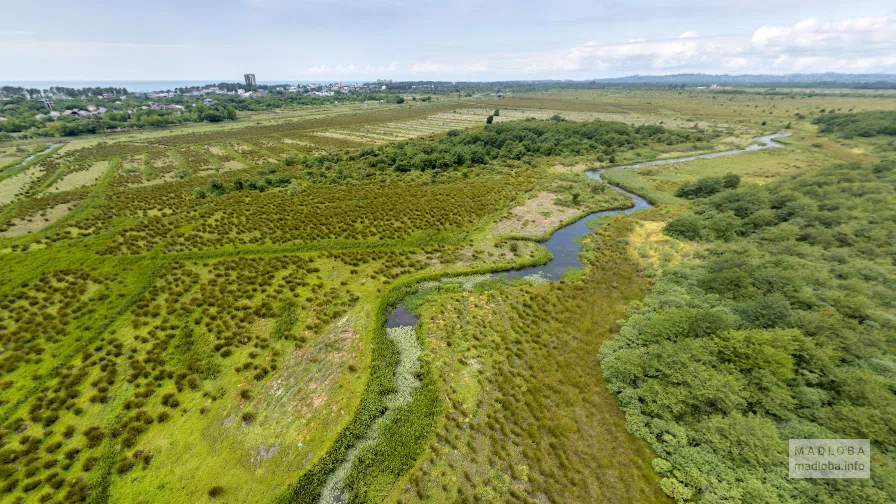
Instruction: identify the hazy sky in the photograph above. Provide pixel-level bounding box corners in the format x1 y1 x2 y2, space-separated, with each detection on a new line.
1 0 894 81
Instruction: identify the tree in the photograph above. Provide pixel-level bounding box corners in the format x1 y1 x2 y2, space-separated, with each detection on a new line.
204 109 224 122
207 178 227 196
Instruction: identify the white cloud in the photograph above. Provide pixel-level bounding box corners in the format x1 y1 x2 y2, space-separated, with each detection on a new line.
751 16 893 49
519 14 896 76
525 36 727 73
2 11 894 80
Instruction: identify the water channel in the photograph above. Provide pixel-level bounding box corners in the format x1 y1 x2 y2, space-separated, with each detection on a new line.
387 131 790 327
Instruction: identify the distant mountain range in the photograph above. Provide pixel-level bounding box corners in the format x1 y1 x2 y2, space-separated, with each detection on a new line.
386 74 896 90
585 73 896 85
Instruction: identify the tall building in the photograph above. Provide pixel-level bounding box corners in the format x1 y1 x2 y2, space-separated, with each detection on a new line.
244 73 257 87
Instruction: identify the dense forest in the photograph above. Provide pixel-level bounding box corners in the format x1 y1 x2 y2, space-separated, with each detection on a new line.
297 117 714 182
813 110 896 138
188 118 712 196
600 140 896 501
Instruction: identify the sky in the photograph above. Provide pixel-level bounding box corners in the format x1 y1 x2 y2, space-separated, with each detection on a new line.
1 0 895 82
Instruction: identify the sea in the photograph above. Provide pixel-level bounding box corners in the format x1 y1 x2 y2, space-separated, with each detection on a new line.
1 80 343 93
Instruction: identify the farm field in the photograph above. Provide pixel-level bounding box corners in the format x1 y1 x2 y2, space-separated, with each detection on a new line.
1 88 895 504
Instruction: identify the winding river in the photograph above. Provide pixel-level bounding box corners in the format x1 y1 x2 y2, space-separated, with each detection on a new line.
387 131 790 327
325 131 790 503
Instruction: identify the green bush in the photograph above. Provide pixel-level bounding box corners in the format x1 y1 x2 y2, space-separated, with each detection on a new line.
602 159 896 502
814 110 896 138
674 173 739 199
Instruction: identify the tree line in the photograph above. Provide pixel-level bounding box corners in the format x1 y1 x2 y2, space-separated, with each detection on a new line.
296 117 713 182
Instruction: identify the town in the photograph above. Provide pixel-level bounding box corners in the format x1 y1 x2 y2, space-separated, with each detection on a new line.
0 75 427 138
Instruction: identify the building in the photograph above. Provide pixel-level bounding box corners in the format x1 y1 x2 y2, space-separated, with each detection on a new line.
244 73 257 87
203 98 214 105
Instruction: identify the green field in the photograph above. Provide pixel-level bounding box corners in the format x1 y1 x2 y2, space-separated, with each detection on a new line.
1 89 894 503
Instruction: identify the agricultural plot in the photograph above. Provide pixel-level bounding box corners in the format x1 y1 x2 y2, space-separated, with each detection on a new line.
277 137 324 154
0 167 45 207
311 103 746 148
205 145 245 171
0 147 25 169
174 146 217 172
0 202 78 238
46 161 110 193
311 131 387 145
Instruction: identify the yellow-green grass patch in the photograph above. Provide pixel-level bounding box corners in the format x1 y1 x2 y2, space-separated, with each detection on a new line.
0 201 79 238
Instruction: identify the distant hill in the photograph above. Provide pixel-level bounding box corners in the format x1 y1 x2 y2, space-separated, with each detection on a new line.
587 73 896 86
384 74 896 90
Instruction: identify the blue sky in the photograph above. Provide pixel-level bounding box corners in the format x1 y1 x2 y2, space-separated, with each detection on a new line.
1 0 894 81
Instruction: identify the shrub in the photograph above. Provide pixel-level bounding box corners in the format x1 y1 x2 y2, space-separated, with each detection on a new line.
116 458 137 475
664 214 703 240
674 173 739 199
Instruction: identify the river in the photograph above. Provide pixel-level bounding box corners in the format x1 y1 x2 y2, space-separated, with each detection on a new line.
387 132 790 326
324 131 791 502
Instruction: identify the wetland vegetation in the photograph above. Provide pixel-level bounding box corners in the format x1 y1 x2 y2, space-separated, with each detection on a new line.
1 87 894 503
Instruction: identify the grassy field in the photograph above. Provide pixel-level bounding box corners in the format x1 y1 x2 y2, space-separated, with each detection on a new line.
393 217 668 504
1 88 894 503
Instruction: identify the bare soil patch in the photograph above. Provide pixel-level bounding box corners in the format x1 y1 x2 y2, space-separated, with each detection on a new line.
490 191 579 237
